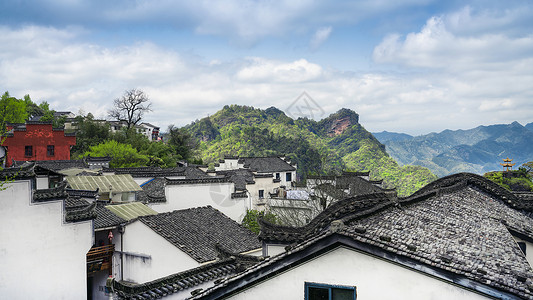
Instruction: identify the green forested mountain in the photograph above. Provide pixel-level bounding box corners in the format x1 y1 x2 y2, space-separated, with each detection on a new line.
381 122 533 177
185 105 436 196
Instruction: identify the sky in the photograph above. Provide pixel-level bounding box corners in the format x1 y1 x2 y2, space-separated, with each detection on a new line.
1 0 532 135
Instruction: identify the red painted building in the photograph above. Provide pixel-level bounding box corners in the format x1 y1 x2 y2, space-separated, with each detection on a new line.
2 121 76 167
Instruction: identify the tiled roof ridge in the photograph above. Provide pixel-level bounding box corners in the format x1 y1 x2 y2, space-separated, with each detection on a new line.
165 177 230 185
0 162 35 179
109 257 240 299
65 201 97 223
259 172 530 244
214 243 264 264
259 192 394 243
33 181 69 201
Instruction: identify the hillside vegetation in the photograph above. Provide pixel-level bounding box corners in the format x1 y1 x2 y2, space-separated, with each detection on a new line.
185 105 437 196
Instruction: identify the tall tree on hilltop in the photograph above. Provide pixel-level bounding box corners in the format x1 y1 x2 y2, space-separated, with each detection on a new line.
108 89 152 130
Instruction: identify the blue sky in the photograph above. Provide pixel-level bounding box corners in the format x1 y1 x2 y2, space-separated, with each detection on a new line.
1 0 532 135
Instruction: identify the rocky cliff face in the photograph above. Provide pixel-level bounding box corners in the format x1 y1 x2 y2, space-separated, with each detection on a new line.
318 108 359 137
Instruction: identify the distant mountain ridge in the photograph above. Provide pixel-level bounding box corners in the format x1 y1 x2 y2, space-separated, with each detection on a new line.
380 121 533 177
185 105 436 196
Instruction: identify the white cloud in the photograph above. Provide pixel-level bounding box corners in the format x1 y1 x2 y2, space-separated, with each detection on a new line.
372 7 533 70
236 58 323 83
310 26 332 50
0 24 532 136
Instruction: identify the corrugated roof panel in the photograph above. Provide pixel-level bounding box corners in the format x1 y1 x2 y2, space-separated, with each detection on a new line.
106 202 157 221
66 174 142 193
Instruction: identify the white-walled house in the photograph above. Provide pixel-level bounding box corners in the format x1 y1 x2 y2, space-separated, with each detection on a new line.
116 206 262 285
0 163 95 300
215 156 297 187
151 177 250 222
189 173 533 300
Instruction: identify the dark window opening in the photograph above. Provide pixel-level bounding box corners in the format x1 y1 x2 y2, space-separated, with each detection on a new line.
518 241 527 256
47 145 55 156
259 190 264 198
276 173 280 180
25 146 33 157
305 282 356 300
286 172 292 182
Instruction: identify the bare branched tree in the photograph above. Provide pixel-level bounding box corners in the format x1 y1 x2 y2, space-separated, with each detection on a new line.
109 89 152 130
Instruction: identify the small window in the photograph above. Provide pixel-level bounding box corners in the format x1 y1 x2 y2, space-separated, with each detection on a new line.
305 282 356 300
47 145 55 156
259 190 264 199
276 173 280 180
25 146 33 157
286 172 292 182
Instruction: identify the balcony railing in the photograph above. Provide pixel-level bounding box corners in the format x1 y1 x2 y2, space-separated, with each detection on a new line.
87 244 114 274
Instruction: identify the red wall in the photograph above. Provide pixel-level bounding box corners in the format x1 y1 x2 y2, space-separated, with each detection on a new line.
2 123 76 167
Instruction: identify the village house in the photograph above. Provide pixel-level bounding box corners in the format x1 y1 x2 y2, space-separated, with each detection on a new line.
0 163 96 299
1 121 76 167
111 206 262 286
180 173 533 300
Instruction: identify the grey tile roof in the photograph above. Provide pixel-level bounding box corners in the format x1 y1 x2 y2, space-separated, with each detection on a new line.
239 156 296 173
138 206 261 263
94 204 126 230
215 169 255 190
0 162 35 179
14 159 89 171
104 166 209 179
136 177 166 203
243 173 533 299
109 253 262 300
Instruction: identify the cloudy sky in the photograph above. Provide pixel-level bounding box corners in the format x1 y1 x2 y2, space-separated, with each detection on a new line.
1 0 532 135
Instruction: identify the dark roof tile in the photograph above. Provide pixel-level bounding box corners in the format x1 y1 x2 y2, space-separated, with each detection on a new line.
138 206 261 263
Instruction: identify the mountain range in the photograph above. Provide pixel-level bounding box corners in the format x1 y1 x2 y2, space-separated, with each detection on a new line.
185 105 436 196
374 122 533 177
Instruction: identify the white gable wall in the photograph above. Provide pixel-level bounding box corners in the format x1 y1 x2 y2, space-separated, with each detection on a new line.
121 220 200 284
0 180 93 300
151 182 248 222
229 246 490 300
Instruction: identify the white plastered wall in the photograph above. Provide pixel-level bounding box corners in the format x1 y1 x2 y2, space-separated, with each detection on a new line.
121 220 200 284
230 246 491 300
152 182 248 222
0 180 93 300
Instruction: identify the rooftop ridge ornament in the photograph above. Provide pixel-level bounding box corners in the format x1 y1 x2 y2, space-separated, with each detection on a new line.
500 157 516 171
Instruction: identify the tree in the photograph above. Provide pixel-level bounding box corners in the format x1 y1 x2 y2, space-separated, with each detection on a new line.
241 209 278 234
167 125 198 162
0 91 28 130
70 113 111 157
83 140 149 168
109 89 152 130
523 161 533 173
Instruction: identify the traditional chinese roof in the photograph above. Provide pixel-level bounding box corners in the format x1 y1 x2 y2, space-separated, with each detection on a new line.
14 159 89 171
104 166 209 179
0 162 35 179
239 156 296 173
215 169 256 190
94 204 126 230
66 174 142 193
108 251 262 300
137 206 261 263
194 173 533 299
165 177 230 186
136 177 167 203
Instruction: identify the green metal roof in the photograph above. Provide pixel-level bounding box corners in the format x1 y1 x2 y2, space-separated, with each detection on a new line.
66 174 142 193
105 202 157 221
